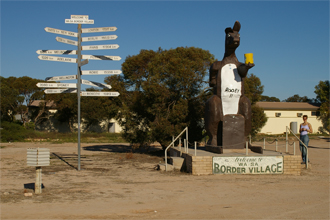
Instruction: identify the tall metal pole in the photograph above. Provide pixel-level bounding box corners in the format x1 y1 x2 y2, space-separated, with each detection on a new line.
77 24 82 171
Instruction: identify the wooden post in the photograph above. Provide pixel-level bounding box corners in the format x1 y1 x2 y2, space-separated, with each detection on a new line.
35 166 42 194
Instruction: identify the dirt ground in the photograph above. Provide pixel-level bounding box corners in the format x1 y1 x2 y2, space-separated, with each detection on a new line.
1 138 329 220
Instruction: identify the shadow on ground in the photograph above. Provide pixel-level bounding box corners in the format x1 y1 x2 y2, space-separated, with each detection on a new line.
83 144 165 157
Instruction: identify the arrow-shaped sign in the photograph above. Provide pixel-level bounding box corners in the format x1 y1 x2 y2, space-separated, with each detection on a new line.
81 27 117 33
81 70 122 75
44 88 77 94
45 75 77 81
80 59 89 66
81 44 119 50
44 27 78 37
65 19 94 24
56 37 78 46
81 91 120 97
38 55 77 63
81 35 118 42
36 50 77 55
37 83 77 88
81 55 121 61
81 79 112 89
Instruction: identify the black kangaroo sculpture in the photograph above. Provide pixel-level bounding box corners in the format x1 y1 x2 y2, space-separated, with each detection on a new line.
205 21 254 152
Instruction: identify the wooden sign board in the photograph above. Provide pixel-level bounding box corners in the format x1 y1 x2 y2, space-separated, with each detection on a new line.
81 55 121 61
81 91 120 97
81 27 117 33
44 89 77 94
81 70 122 75
81 44 119 50
37 83 77 88
38 55 77 63
36 50 77 55
44 27 78 37
81 35 118 42
56 37 78 46
45 75 77 81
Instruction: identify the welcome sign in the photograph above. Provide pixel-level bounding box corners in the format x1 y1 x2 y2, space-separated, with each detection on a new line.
213 156 283 174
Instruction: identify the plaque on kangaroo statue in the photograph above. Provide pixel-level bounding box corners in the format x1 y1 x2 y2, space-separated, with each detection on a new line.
205 21 254 153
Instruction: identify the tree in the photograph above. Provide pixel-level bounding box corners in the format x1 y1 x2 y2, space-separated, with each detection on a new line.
314 80 329 132
283 94 310 102
244 73 268 137
260 95 280 102
0 77 21 121
106 47 215 148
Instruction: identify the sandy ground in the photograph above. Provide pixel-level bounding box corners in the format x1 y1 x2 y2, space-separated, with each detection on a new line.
0 138 329 220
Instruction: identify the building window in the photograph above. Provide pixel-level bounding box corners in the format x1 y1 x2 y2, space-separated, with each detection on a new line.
311 111 320 116
275 113 281 117
297 113 303 117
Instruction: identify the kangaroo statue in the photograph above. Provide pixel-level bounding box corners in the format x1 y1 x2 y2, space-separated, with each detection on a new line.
205 21 254 152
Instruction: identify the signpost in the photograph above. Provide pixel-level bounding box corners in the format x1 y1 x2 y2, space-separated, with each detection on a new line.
46 75 77 81
81 79 112 89
36 15 121 171
82 35 117 42
44 88 77 94
45 27 78 37
37 83 77 88
38 55 77 63
81 91 120 97
81 44 119 50
36 50 77 55
56 37 78 46
81 27 117 33
81 55 121 61
81 70 122 75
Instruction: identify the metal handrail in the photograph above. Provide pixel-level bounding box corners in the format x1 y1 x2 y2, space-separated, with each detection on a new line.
286 126 308 169
164 127 188 171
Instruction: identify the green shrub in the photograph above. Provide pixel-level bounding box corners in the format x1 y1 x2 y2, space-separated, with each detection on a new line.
0 121 26 142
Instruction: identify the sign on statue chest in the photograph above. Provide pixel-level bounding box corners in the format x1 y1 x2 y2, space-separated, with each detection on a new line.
220 64 242 115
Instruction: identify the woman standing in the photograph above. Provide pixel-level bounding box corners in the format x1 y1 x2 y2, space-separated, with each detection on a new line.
299 115 313 164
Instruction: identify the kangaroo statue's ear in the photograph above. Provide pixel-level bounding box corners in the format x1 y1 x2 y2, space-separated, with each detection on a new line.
233 21 241 32
225 27 233 34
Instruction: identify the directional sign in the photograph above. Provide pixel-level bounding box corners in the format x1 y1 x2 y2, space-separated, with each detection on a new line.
81 79 112 89
81 91 120 97
80 59 89 66
81 70 122 75
44 88 77 94
56 37 78 46
81 27 117 33
44 27 78 37
36 83 77 88
65 19 94 24
81 35 118 42
81 44 119 50
71 15 89 20
81 55 121 61
38 55 77 63
45 75 77 81
36 50 77 55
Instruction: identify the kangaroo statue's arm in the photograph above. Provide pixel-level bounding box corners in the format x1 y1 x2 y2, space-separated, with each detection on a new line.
237 62 255 78
209 61 222 87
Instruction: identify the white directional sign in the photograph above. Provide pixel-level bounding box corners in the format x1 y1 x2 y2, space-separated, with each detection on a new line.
81 35 118 42
44 27 78 37
71 15 89 20
81 79 112 89
81 91 120 97
81 44 119 50
36 83 77 88
36 50 77 55
81 55 121 61
56 37 78 46
38 55 77 63
81 27 117 33
81 70 122 75
45 75 77 81
44 88 77 94
65 19 94 24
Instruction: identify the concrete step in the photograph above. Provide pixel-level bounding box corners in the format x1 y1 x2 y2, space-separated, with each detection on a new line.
170 157 184 169
158 163 174 171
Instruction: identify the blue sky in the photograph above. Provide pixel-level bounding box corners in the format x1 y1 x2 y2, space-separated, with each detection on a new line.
1 0 329 101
